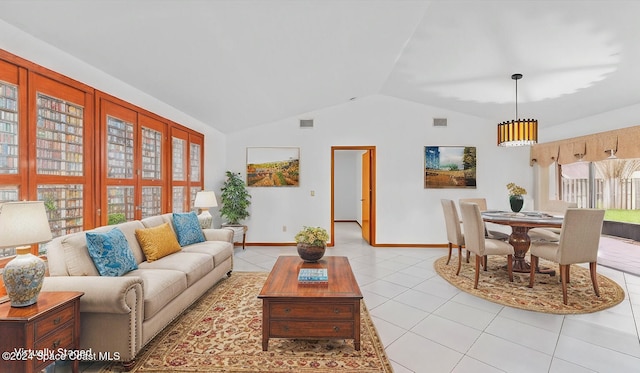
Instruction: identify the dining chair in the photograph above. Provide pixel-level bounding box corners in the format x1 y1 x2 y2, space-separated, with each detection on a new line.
459 198 510 241
440 199 466 275
528 200 577 242
459 202 514 289
528 208 605 305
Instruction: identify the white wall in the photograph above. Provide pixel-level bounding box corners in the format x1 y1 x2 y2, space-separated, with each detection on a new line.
0 20 228 222
227 95 532 244
334 151 360 221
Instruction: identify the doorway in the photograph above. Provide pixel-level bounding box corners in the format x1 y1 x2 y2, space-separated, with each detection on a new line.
331 146 376 246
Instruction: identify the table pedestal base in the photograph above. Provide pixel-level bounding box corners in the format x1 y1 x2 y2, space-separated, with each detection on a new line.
509 226 555 276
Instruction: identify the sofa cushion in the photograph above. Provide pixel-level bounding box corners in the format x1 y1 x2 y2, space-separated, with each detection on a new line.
140 213 174 231
124 268 187 320
135 223 181 262
137 252 213 287
86 227 138 277
182 241 233 267
172 212 205 246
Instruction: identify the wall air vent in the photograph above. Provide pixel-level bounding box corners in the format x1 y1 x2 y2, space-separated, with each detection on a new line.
300 119 314 129
433 118 447 127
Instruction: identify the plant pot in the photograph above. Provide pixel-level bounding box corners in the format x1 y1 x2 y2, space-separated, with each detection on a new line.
296 243 326 262
509 195 524 213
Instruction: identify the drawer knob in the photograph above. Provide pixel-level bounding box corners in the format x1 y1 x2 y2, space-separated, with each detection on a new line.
333 308 340 314
52 340 61 349
53 317 62 325
283 325 289 331
284 308 291 313
333 326 340 332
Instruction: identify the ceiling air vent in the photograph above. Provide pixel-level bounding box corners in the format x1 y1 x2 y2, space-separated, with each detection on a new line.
299 119 314 129
433 118 447 127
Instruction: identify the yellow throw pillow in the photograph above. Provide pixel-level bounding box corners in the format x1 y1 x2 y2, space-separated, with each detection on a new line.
135 223 181 262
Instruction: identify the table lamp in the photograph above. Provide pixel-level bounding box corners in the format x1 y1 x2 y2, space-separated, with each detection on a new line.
0 201 53 307
193 191 218 229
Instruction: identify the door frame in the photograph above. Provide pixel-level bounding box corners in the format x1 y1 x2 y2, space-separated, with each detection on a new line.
330 146 376 246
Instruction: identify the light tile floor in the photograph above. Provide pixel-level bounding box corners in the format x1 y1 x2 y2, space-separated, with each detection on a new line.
65 222 640 372
233 222 640 373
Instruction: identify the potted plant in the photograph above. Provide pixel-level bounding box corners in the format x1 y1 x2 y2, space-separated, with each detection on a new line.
294 226 329 262
220 171 251 225
506 182 527 212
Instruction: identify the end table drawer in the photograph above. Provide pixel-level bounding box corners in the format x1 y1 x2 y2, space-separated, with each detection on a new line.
270 303 354 319
270 320 354 338
34 302 74 339
34 322 74 352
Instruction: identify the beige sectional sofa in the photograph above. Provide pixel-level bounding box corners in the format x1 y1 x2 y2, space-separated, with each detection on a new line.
41 213 234 367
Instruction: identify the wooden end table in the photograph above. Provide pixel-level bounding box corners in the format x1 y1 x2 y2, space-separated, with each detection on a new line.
0 291 83 373
258 256 363 351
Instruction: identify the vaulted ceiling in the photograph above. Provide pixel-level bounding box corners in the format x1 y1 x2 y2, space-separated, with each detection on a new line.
1 1 638 134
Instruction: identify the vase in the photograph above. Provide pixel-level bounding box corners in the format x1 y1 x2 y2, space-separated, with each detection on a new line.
2 247 47 307
509 195 524 213
296 243 326 262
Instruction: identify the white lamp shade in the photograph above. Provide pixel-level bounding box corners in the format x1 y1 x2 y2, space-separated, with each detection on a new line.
194 191 218 208
0 201 53 249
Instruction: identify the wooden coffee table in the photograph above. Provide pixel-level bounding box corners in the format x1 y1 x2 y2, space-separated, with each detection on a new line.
258 256 363 351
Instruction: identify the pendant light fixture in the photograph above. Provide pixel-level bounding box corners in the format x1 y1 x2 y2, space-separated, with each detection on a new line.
497 73 538 147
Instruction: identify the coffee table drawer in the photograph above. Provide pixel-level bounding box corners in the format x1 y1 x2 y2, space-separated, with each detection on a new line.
270 303 354 319
270 320 354 338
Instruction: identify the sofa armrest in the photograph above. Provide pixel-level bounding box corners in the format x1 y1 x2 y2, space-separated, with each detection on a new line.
203 228 234 243
42 275 143 314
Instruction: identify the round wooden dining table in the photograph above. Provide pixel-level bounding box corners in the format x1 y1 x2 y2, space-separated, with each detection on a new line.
481 211 563 275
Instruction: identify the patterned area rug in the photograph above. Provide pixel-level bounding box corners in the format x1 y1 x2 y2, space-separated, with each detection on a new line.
101 272 392 372
435 255 625 314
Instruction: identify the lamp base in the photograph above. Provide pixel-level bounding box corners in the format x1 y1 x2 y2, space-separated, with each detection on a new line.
197 210 213 229
2 246 46 307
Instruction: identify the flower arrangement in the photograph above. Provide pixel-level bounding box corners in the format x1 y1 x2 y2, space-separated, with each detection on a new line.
506 182 527 196
295 226 329 247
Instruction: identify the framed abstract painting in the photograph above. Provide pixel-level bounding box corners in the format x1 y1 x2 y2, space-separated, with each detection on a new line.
424 146 476 188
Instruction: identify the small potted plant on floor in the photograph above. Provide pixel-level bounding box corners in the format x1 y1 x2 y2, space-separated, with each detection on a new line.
295 226 329 262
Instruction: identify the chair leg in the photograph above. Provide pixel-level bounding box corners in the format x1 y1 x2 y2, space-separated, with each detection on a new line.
507 254 513 282
456 245 462 276
466 249 470 263
446 242 452 265
474 255 481 289
566 264 570 283
590 262 600 297
560 264 569 305
483 255 488 271
529 255 537 288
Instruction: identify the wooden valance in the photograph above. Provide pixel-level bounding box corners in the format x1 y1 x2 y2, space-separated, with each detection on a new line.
530 125 640 166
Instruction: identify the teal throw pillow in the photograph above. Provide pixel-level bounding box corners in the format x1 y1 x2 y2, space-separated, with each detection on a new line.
86 227 138 276
173 212 206 246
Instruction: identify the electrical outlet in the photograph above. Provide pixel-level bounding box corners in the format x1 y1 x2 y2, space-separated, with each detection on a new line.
310 190 315 196
282 225 286 232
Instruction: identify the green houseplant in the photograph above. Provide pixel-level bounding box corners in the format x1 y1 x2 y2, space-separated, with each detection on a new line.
295 226 329 262
220 171 251 225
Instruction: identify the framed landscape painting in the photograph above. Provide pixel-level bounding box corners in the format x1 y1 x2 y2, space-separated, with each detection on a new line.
424 146 476 188
246 147 300 187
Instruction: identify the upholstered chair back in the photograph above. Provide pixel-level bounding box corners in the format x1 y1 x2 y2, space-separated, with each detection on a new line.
459 202 486 256
441 199 464 246
556 208 605 264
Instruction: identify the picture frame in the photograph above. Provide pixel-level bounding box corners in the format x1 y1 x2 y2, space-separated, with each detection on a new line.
246 147 300 187
424 146 476 188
